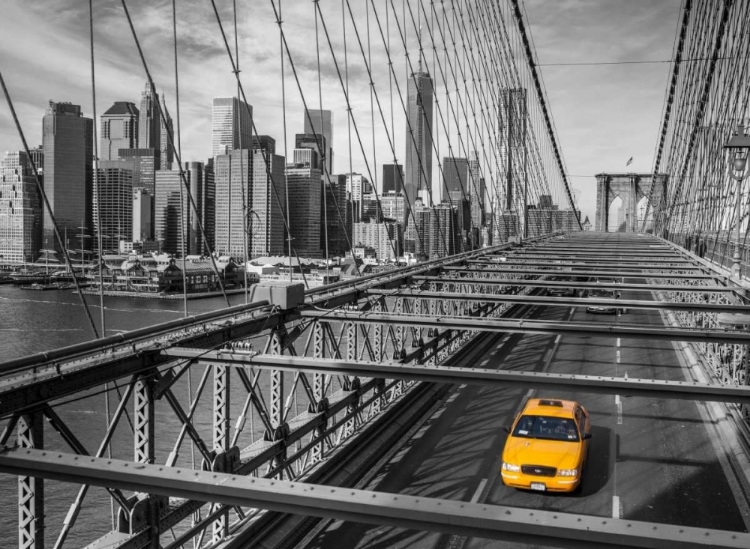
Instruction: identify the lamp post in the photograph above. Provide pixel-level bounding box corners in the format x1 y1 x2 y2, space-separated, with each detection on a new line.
723 123 750 281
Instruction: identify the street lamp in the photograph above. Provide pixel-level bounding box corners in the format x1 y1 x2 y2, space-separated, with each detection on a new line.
723 123 750 281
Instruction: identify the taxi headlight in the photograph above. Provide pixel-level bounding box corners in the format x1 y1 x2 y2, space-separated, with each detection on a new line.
502 462 521 472
558 468 578 477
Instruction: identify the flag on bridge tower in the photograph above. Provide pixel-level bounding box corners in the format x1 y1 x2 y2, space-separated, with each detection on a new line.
626 157 633 167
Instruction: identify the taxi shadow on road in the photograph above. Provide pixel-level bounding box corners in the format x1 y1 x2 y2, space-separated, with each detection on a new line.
577 424 613 497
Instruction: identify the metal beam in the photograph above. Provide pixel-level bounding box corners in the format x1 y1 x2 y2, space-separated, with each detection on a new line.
414 276 736 293
160 351 750 404
448 267 712 278
0 447 746 549
367 290 750 313
295 310 749 344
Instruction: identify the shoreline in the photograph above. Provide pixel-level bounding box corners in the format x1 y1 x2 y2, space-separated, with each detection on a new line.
77 288 251 300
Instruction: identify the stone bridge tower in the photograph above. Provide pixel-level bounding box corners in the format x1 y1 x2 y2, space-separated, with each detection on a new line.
595 173 667 232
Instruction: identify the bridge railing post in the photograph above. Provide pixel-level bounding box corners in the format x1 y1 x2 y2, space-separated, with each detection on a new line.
17 411 43 549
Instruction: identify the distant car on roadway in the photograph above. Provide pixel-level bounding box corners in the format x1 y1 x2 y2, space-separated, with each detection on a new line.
583 287 623 314
500 398 591 493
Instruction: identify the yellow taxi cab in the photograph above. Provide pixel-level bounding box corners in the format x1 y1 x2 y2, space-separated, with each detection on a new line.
500 398 591 493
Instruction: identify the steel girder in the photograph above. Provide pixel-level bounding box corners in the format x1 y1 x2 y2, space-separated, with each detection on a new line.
368 289 750 313
447 266 713 279
17 412 43 549
414 275 738 294
0 447 747 549
297 310 750 344
160 351 750 404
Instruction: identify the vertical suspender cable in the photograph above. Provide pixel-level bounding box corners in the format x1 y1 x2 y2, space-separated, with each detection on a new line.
0 74 100 338
235 0 250 302
314 1 330 281
279 0 293 283
173 0 188 317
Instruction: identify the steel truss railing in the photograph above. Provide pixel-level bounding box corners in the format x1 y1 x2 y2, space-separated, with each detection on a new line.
0 233 749 549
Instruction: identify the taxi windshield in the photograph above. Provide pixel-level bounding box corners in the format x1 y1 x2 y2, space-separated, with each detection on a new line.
512 415 580 442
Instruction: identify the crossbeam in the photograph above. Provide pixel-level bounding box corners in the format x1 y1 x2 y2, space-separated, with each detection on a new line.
298 310 749 344
366 290 750 313
0 447 745 549
448 266 712 278
160 351 750 404
415 276 736 293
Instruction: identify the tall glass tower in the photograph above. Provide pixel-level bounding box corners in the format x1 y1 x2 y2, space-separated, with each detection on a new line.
212 98 253 159
404 63 433 222
42 101 93 254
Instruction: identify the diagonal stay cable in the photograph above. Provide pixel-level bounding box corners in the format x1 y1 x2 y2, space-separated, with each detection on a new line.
0 72 100 339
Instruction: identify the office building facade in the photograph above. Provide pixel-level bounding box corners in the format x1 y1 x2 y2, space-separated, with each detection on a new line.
139 82 173 170
94 163 134 246
0 151 42 262
286 162 322 258
250 151 287 258
303 109 333 173
133 188 153 243
382 163 404 194
212 98 253 158
404 65 433 222
42 101 94 254
100 102 139 161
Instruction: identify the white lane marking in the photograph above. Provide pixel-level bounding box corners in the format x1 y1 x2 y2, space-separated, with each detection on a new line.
480 359 489 366
612 495 622 518
616 337 621 364
615 394 623 425
471 478 488 503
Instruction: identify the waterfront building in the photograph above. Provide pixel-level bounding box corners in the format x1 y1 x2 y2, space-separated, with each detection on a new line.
0 151 42 262
94 163 134 247
100 102 139 161
286 161 322 258
138 82 173 170
303 109 333 173
404 60 433 223
212 97 253 158
42 101 93 254
132 188 153 242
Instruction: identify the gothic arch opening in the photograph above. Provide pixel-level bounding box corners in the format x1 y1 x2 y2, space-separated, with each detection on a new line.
636 195 651 233
608 196 625 232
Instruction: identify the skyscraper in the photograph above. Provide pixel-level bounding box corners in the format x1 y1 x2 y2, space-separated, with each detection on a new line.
0 152 42 262
303 109 333 173
249 150 286 258
286 159 322 258
214 149 251 258
132 188 153 243
382 163 404 194
468 153 485 229
345 173 371 224
212 98 253 159
155 163 208 255
42 101 93 253
138 82 173 170
499 89 527 211
443 157 469 203
94 163 134 245
100 102 139 161
404 63 433 222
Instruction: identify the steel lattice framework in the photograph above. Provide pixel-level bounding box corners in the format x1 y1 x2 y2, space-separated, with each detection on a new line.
0 232 749 549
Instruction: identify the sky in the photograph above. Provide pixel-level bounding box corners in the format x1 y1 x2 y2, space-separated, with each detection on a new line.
0 0 683 225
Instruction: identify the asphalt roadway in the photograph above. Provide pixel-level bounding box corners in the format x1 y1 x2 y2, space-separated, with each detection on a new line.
302 281 750 549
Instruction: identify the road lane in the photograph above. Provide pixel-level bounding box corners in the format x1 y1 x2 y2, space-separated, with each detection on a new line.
303 283 748 549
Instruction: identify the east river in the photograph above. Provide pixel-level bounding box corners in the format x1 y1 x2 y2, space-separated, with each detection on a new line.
0 283 261 546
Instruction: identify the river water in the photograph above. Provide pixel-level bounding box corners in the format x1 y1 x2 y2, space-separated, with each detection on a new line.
0 284 267 546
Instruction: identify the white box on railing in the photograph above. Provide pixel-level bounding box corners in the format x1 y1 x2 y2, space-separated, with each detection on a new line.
249 281 305 310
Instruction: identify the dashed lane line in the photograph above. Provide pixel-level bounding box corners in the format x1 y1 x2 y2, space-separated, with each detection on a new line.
471 478 488 503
